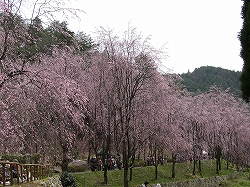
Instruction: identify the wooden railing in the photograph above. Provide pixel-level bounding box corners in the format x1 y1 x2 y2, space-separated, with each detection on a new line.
0 161 50 186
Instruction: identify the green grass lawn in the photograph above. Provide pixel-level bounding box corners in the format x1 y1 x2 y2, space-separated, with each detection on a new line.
73 160 239 187
220 172 250 187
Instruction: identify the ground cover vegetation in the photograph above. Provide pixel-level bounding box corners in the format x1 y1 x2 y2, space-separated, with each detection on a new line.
220 171 250 187
0 1 250 187
72 159 238 187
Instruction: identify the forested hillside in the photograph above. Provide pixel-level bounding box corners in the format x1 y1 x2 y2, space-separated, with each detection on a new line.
179 66 242 97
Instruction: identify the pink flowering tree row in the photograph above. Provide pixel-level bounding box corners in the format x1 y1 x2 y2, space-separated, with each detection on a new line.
178 87 250 175
0 0 89 170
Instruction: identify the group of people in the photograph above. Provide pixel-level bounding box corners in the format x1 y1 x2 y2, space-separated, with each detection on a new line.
89 154 122 172
0 162 19 184
141 181 161 187
147 155 168 166
146 155 155 166
89 157 102 172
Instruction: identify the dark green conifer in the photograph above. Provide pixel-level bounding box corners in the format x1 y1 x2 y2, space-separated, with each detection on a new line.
239 0 250 102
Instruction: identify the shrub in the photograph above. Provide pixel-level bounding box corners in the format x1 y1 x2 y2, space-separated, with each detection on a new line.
68 164 88 172
60 171 77 187
1 154 43 164
32 153 42 164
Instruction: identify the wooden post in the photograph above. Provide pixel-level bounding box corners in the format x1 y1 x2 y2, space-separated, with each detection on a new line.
20 165 23 183
2 163 6 187
16 163 20 185
10 163 13 186
30 165 33 181
26 165 29 182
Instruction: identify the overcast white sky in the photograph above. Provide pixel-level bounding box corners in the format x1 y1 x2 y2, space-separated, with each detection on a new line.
66 0 243 74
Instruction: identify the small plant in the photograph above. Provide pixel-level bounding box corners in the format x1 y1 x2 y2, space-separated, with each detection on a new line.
60 171 78 187
32 153 42 164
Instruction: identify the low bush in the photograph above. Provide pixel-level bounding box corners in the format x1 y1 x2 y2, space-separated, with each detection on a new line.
1 154 43 164
68 164 88 172
60 171 77 187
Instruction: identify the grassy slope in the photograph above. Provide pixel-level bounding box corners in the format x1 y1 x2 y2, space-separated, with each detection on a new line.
73 160 238 187
220 172 250 187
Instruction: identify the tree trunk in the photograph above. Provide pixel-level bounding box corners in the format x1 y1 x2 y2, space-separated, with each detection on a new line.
216 158 219 174
123 147 129 187
137 152 140 161
215 145 222 174
192 152 196 176
61 158 69 171
172 154 176 178
129 165 133 181
193 159 196 175
198 159 201 172
155 164 158 180
103 133 111 184
219 158 221 171
87 148 91 166
154 148 158 180
129 153 135 181
197 160 203 177
103 164 108 184
61 146 69 171
225 153 229 169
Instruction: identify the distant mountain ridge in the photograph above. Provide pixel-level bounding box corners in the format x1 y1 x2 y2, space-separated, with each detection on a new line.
179 66 242 97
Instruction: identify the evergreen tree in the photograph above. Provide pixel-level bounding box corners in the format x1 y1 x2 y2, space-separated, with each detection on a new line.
239 0 250 102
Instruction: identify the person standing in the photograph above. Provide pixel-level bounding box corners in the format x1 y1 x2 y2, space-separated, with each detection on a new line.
97 157 102 171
